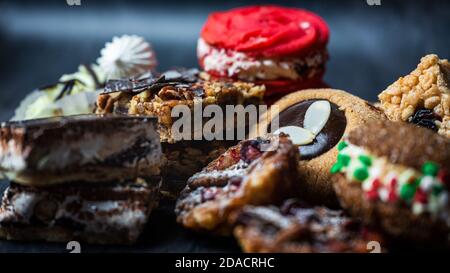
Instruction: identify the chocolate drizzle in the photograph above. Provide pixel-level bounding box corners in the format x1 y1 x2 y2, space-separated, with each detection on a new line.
83 64 101 89
270 99 347 160
54 80 76 101
103 68 200 94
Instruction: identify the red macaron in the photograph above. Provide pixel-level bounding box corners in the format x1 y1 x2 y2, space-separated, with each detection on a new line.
198 5 330 102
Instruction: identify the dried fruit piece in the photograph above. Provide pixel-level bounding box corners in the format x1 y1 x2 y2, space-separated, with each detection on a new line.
240 140 263 164
408 108 441 131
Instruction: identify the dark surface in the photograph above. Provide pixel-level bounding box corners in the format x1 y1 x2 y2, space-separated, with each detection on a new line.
0 0 449 252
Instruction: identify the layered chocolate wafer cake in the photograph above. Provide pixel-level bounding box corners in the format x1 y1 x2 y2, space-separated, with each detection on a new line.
0 114 163 244
0 115 161 186
0 178 160 245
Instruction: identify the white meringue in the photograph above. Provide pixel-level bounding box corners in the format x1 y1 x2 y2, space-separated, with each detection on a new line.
97 35 157 79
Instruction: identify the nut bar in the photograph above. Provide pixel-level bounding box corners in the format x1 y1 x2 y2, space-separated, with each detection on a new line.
0 115 162 186
378 54 450 137
95 69 265 143
175 134 299 234
0 177 161 245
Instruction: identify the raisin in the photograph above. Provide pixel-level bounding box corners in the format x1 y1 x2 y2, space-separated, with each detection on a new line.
229 176 242 187
408 108 441 132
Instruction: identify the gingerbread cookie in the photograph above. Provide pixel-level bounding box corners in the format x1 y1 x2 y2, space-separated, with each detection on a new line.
378 54 450 138
250 89 385 206
233 199 385 253
331 120 450 245
175 134 299 234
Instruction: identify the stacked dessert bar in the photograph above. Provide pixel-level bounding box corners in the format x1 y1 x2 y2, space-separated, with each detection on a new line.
0 115 163 244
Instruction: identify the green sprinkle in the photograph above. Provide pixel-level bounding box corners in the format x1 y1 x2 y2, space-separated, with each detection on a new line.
412 178 421 187
337 141 348 151
337 154 351 166
353 167 369 181
358 155 372 166
330 163 343 174
432 184 444 196
400 184 416 201
422 161 439 176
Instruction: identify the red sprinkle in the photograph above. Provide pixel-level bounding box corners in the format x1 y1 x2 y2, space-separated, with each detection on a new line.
388 190 398 202
371 179 382 190
389 178 398 189
414 188 428 204
366 189 379 201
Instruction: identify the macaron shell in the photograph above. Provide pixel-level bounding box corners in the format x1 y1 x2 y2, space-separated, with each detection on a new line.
201 5 329 58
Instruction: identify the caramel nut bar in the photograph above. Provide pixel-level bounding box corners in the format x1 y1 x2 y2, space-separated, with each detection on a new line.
95 69 265 143
175 134 299 234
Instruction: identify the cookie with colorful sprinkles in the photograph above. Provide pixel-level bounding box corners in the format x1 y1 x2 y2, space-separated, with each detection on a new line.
331 120 450 245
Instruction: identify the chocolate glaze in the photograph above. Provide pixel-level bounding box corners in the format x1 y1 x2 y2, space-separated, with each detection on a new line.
269 99 346 160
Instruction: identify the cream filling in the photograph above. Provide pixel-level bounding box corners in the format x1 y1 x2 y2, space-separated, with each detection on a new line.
197 38 325 81
1 124 161 172
3 189 148 236
12 64 105 121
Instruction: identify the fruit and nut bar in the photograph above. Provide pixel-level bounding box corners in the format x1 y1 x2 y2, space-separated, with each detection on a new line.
175 134 299 234
233 199 385 253
378 54 450 137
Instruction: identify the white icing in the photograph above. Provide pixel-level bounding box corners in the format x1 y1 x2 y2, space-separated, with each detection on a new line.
197 38 324 81
56 193 148 235
6 191 41 223
189 160 248 181
0 139 28 171
11 64 105 121
97 35 157 79
246 206 293 229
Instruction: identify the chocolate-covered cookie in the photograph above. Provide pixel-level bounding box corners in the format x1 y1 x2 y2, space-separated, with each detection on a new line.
331 120 450 245
250 89 385 206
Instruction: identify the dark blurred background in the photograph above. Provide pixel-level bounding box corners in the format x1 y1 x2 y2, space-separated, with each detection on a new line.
0 0 449 122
